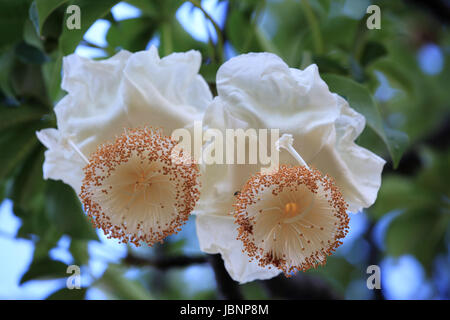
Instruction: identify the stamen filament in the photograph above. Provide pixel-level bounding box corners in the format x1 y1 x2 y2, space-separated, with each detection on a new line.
68 139 90 165
276 134 309 168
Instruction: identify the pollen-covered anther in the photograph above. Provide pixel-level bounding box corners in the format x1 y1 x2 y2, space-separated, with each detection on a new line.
233 165 349 276
79 127 200 247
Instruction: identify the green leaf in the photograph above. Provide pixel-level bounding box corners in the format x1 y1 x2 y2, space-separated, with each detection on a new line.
0 50 18 102
385 209 449 272
306 256 355 294
226 9 260 54
106 17 156 52
241 282 268 300
23 19 44 50
70 239 90 265
124 0 157 17
8 146 45 213
95 264 152 300
0 0 31 49
42 51 63 102
360 41 387 67
11 62 50 106
322 73 408 168
40 5 66 53
370 58 415 96
15 42 49 65
159 19 207 56
30 0 69 34
383 125 409 167
0 181 6 202
312 55 348 75
16 207 60 239
369 175 433 220
349 57 365 83
59 0 120 55
45 180 98 241
0 105 47 131
21 256 68 284
0 122 40 180
46 287 87 300
321 16 358 50
165 239 187 256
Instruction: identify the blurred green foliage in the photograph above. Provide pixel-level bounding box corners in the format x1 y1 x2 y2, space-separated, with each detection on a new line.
0 0 449 299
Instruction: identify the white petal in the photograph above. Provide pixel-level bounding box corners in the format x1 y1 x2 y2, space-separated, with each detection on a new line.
57 50 131 134
39 47 212 196
196 214 281 283
216 53 340 161
310 96 386 212
197 52 385 281
36 128 85 193
197 54 343 220
121 47 211 134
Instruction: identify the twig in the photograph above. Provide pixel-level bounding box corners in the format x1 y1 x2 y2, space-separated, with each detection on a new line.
80 40 105 50
188 0 224 63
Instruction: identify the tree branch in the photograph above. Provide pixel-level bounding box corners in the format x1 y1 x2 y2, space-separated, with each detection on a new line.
260 274 341 300
188 0 224 63
123 254 208 270
208 254 243 300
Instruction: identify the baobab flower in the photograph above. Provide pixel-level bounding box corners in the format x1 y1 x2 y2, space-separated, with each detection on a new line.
36 47 212 243
80 127 200 246
233 134 349 275
36 46 212 195
195 52 385 283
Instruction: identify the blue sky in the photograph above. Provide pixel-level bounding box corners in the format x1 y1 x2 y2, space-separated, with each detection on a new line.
76 0 228 58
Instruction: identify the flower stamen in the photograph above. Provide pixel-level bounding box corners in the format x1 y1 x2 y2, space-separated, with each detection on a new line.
276 134 309 169
68 139 90 165
79 127 200 246
233 165 349 276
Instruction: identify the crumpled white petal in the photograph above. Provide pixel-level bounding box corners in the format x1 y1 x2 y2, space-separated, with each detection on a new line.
36 128 86 193
215 52 340 161
195 52 385 283
196 214 280 283
309 95 386 212
37 46 213 194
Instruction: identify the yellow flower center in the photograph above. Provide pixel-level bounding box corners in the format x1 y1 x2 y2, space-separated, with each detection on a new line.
283 202 299 219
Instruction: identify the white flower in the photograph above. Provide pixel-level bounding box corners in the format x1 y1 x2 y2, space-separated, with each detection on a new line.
37 47 211 245
37 46 212 195
195 52 385 283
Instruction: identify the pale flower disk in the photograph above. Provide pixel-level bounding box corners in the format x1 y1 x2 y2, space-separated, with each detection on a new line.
79 127 200 246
